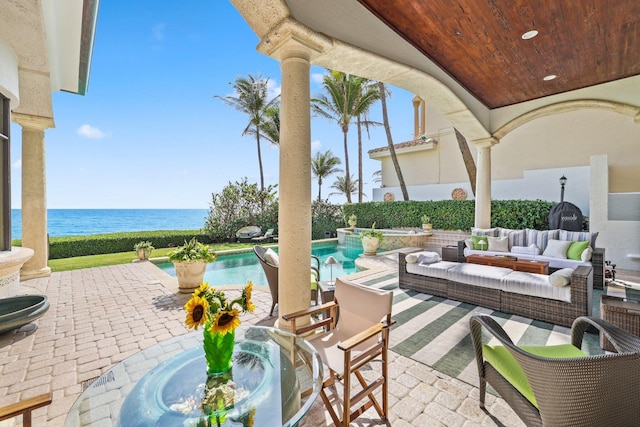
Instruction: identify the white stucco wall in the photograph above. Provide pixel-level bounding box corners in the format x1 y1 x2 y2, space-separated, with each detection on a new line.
0 38 19 106
590 155 640 272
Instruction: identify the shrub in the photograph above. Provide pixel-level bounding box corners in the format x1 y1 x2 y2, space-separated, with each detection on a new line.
48 230 212 259
311 200 343 239
342 199 560 231
204 178 278 241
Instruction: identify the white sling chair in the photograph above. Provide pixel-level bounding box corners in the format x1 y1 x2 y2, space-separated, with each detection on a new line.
283 277 394 426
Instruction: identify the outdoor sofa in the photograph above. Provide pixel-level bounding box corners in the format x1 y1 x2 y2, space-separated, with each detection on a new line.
456 227 605 289
399 252 593 327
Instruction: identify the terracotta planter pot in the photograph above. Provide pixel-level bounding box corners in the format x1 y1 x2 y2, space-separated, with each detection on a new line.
361 236 380 256
173 260 207 293
422 223 433 231
137 249 151 260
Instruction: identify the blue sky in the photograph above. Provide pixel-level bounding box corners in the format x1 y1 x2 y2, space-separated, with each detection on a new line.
11 1 417 209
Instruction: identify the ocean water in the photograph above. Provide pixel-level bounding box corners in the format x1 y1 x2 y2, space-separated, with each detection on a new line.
11 209 209 239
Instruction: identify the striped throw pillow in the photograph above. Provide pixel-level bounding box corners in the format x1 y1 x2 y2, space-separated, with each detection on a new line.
558 230 599 248
471 227 498 237
498 228 526 250
525 229 559 253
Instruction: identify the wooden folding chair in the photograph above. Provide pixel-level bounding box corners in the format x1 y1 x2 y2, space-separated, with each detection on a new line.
0 393 52 427
283 277 394 426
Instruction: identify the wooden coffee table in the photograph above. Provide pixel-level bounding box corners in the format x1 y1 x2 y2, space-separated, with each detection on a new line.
466 254 549 274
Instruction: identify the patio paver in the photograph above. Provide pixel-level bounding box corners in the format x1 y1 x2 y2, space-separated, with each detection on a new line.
0 261 525 426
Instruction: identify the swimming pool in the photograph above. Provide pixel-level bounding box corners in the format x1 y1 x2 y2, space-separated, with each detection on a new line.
156 242 363 287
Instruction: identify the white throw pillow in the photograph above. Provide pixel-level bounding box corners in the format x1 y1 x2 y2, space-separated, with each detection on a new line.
418 252 441 265
549 268 574 287
488 236 509 252
464 238 474 250
581 246 593 262
406 253 419 264
542 239 572 259
264 248 279 266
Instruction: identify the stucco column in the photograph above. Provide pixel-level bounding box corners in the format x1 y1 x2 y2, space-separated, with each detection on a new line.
275 38 313 329
472 137 498 228
412 96 421 137
13 113 54 279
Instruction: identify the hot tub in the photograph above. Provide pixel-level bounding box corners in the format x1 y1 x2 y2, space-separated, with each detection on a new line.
337 227 432 251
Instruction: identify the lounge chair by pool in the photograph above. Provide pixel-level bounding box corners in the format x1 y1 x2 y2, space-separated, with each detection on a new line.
236 226 262 243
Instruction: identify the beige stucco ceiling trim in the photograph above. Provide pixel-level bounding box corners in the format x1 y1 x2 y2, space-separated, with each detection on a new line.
12 112 55 130
231 0 492 142
257 17 332 61
493 99 640 140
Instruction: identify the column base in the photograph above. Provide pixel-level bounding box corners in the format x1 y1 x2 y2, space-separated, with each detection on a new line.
20 266 52 281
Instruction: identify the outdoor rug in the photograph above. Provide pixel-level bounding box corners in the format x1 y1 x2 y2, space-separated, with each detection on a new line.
344 267 605 387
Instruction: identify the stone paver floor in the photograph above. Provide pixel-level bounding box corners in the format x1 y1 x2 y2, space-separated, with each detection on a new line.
0 261 525 426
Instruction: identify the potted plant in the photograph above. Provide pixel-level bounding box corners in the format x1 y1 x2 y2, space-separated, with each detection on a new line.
347 214 357 228
359 223 385 255
133 240 154 260
421 215 433 231
168 237 217 293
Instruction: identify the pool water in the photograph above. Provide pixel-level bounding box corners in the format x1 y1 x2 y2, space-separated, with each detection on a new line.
157 242 363 287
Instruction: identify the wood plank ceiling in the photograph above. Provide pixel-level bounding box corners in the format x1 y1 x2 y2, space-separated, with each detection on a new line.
357 0 640 109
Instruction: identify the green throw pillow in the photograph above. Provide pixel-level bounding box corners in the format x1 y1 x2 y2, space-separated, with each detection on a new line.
483 344 587 407
567 240 589 260
471 235 490 251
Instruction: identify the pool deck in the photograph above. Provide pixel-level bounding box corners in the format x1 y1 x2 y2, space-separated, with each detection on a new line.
0 257 528 426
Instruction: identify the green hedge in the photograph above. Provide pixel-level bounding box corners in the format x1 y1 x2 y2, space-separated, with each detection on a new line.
341 199 561 231
46 230 213 260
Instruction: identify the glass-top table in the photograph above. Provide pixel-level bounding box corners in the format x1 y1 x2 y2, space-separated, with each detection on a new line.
64 326 323 426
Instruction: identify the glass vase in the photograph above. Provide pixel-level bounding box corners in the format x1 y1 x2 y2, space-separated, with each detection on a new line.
203 328 235 375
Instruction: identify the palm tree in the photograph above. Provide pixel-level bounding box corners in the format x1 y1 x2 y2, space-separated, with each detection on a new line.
215 74 280 191
311 150 342 202
330 174 362 202
378 81 409 200
256 105 280 146
454 128 477 196
355 79 382 202
372 170 382 184
312 71 378 202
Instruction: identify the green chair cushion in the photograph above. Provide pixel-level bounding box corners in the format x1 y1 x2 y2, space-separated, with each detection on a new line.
310 273 318 290
483 343 587 407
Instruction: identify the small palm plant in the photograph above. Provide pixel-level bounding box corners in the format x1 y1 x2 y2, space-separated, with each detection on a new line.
168 237 216 263
133 240 154 260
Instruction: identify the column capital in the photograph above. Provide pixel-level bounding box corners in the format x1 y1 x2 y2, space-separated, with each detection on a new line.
12 112 55 131
471 136 499 149
258 17 331 61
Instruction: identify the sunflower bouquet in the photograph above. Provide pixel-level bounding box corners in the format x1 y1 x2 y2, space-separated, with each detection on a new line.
185 282 256 375
185 282 256 335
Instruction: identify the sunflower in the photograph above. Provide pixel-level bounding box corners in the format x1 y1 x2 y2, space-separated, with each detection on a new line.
191 282 210 298
209 309 241 335
243 281 256 312
184 295 210 330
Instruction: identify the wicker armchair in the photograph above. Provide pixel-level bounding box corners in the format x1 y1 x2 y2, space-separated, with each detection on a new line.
253 245 320 316
470 315 640 426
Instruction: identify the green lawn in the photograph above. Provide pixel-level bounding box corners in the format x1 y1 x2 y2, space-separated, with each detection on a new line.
48 243 259 272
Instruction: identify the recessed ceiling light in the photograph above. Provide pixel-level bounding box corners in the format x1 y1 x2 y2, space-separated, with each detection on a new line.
522 30 538 40
543 74 557 81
